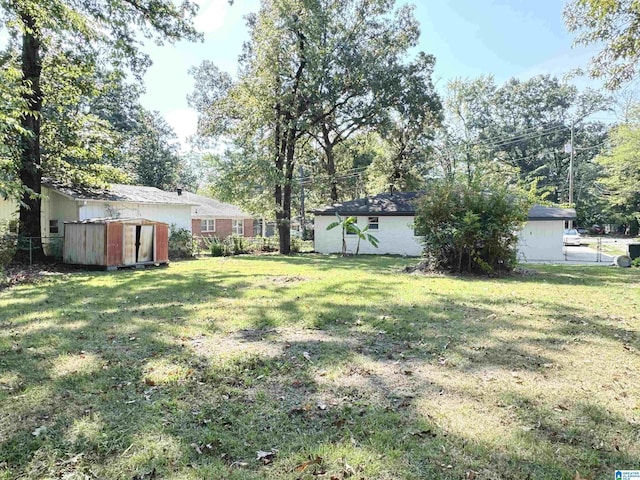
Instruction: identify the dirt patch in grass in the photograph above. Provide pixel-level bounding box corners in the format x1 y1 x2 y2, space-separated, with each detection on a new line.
0 262 72 291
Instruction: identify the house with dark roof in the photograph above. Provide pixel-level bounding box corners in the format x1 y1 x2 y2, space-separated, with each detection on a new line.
312 192 576 261
182 192 256 239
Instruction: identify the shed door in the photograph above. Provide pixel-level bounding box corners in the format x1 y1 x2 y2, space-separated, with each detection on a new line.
123 225 137 265
138 225 154 262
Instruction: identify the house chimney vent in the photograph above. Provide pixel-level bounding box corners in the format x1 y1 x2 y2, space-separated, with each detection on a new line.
177 187 183 196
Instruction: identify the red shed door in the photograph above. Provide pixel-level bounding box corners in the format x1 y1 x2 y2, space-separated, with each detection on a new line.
155 224 169 262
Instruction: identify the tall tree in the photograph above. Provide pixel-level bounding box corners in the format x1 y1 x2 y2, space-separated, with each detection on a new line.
1 0 200 258
191 0 439 252
0 51 29 201
564 0 640 89
439 75 609 212
302 4 440 202
595 107 640 227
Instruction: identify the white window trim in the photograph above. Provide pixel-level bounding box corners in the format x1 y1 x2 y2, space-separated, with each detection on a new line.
232 219 244 236
201 218 216 232
368 216 379 230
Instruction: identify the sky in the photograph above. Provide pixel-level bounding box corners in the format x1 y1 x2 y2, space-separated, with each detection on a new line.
137 0 598 147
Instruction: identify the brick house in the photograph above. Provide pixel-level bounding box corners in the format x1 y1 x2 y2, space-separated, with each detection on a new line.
185 192 255 239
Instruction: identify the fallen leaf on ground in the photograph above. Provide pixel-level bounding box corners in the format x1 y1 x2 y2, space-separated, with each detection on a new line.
293 455 322 472
257 449 277 464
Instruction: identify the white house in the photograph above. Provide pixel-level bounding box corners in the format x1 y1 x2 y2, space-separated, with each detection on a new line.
0 182 196 241
313 193 423 256
313 193 576 262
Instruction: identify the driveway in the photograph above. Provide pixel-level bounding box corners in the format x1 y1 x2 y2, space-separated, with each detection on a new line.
563 245 614 264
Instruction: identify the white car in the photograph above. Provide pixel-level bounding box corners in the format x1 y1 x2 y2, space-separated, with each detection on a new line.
563 229 582 246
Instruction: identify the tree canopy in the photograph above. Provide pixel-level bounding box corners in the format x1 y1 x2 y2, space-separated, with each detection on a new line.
190 0 441 253
1 0 201 258
564 0 640 89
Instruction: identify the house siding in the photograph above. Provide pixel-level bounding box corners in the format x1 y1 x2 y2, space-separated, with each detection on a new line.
79 201 192 232
43 188 79 238
0 199 18 222
314 215 422 256
517 220 565 262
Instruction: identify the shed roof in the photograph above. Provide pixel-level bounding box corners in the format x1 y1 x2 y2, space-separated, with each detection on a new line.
527 205 576 220
313 192 577 221
64 217 169 225
44 180 197 206
184 192 253 219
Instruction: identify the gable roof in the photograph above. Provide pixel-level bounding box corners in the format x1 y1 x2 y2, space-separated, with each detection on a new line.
44 181 196 206
313 192 577 221
312 192 422 217
183 192 253 219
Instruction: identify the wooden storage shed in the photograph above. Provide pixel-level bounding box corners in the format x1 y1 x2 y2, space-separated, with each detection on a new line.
63 218 169 269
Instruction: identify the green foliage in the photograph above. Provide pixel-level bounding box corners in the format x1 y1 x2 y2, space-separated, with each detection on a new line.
326 214 379 256
414 176 529 274
190 0 440 252
206 235 249 257
0 60 31 201
208 237 230 257
595 107 640 225
0 221 18 269
2 0 201 257
229 234 247 255
168 225 195 259
440 75 609 224
564 0 640 89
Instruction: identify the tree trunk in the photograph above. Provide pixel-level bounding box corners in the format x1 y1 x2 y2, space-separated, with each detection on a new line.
321 124 339 202
17 12 45 261
278 131 297 254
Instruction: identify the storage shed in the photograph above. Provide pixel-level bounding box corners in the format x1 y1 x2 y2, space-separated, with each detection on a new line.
63 218 169 269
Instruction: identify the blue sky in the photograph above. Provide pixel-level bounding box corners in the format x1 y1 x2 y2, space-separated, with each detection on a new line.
140 0 597 146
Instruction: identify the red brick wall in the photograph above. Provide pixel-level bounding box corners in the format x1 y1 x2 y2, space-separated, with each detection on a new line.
243 219 254 238
192 219 201 236
192 218 255 239
215 219 232 238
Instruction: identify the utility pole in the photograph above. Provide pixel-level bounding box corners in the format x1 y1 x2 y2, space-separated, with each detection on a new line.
299 164 306 238
569 119 574 208
566 119 575 229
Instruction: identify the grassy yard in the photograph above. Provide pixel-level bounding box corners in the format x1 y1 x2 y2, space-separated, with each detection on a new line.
0 256 639 479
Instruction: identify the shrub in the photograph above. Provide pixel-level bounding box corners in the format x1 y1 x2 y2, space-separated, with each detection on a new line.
230 234 248 255
208 237 231 257
0 220 17 269
168 225 195 259
414 177 529 274
290 236 302 253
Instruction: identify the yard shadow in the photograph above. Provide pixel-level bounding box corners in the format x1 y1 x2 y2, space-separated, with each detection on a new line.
0 257 638 479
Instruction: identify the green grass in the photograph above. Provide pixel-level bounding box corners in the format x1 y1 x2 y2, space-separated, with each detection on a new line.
0 255 639 479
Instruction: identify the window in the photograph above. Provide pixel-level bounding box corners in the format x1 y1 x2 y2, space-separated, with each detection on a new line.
368 216 379 230
49 220 59 235
346 217 357 235
232 219 244 235
201 219 215 232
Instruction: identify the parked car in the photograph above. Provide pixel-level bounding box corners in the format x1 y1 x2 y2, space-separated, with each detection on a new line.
563 229 582 246
590 224 605 234
576 227 588 235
